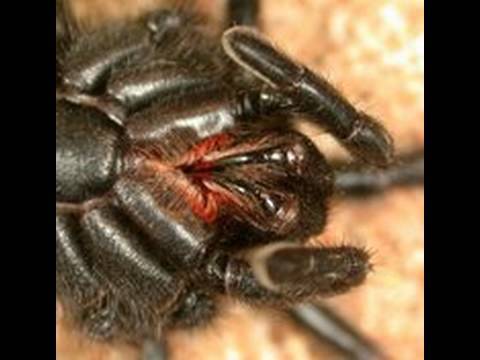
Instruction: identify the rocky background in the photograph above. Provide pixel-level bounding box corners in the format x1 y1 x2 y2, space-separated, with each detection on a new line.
56 0 424 359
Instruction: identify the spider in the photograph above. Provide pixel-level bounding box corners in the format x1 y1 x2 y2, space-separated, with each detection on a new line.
56 0 424 359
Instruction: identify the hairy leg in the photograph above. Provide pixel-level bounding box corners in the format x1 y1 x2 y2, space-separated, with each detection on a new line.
57 1 424 359
333 150 424 197
209 244 371 306
222 26 394 167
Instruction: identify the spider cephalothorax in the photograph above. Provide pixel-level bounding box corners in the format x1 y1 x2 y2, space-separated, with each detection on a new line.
56 0 423 358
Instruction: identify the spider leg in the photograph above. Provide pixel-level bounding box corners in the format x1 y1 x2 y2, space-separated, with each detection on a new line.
222 26 394 167
113 177 215 269
333 149 424 196
56 213 114 339
105 67 233 126
56 205 187 341
227 0 260 27
57 8 230 123
206 245 384 359
57 9 195 95
289 303 386 360
206 243 371 306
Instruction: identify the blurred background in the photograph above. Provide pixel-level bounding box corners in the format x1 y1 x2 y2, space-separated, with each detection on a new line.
56 0 424 359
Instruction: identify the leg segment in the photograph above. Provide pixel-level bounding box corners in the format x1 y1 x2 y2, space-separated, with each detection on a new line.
207 243 371 306
227 0 260 27
222 27 394 167
205 245 380 358
56 204 188 341
113 177 215 269
58 9 199 95
333 149 424 196
289 303 386 360
56 213 119 339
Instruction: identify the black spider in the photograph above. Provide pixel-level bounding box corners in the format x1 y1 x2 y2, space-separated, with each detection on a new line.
56 0 424 358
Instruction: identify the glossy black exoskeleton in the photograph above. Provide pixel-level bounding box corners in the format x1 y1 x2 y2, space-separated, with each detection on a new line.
56 0 424 358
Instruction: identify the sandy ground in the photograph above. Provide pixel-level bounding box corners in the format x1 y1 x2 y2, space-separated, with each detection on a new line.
56 0 424 359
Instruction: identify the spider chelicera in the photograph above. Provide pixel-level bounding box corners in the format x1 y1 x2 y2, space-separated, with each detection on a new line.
56 0 424 358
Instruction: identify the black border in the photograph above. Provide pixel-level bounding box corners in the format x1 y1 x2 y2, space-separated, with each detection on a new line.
4 1 55 356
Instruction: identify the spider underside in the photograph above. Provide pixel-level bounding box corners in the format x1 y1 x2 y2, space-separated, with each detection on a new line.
56 0 424 358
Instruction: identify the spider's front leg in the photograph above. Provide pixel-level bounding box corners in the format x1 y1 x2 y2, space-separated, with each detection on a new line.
222 26 394 167
215 244 371 305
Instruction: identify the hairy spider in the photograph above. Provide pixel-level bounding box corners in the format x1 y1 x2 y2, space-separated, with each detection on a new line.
56 0 424 359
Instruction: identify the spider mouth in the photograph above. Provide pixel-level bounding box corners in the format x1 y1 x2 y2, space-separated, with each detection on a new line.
134 132 302 235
